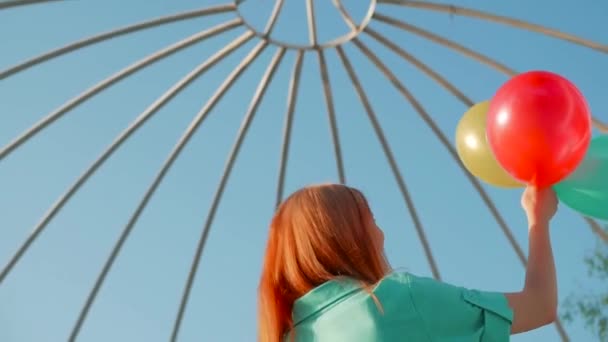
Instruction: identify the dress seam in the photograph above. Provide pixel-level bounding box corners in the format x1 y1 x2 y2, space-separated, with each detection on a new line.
405 274 434 342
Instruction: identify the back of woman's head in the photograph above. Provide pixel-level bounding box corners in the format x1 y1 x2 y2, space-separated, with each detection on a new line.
258 184 389 342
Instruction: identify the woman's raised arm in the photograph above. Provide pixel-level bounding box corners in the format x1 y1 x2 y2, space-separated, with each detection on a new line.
505 187 559 334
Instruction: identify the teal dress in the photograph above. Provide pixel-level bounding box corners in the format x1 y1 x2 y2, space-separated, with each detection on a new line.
287 272 513 341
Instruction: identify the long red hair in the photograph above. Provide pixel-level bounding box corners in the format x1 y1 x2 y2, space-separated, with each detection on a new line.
258 184 390 342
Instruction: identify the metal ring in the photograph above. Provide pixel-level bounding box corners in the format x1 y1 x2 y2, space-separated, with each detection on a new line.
234 0 377 50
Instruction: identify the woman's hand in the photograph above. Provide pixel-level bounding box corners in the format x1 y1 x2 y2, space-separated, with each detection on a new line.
521 186 558 228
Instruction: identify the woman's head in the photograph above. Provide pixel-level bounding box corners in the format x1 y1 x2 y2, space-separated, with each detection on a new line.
258 184 390 342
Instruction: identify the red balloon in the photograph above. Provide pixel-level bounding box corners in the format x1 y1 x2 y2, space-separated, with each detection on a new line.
486 71 591 187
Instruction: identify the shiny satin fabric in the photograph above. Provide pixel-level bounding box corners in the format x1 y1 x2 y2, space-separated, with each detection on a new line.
286 272 513 342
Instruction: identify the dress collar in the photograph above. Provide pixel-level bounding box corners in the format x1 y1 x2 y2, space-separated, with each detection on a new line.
292 277 362 325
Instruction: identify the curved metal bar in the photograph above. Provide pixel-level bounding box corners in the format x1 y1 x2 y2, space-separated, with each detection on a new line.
68 35 265 342
0 31 255 286
170 43 279 342
592 117 608 134
373 13 516 76
235 0 377 50
0 19 243 162
332 0 357 31
0 4 236 80
377 0 608 54
275 51 304 208
318 50 346 184
374 13 608 243
0 0 61 10
374 13 608 153
305 0 318 46
583 217 608 244
351 36 570 341
359 31 521 256
364 27 473 107
263 0 284 36
335 45 441 280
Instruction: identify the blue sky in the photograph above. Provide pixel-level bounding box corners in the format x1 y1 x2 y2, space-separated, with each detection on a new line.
0 0 606 341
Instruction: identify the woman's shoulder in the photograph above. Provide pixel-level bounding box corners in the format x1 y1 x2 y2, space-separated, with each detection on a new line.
378 271 514 340
395 272 512 319
379 271 512 318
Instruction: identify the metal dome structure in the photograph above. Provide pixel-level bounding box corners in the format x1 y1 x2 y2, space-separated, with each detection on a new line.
1 0 607 341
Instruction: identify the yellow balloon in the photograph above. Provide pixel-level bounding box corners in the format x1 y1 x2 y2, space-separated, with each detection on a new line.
455 101 523 188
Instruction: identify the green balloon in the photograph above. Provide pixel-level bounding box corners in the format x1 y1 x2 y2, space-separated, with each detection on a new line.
554 135 608 221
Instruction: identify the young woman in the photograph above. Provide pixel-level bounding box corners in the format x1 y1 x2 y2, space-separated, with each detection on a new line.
258 184 558 341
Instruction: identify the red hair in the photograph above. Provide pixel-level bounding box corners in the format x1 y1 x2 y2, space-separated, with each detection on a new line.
257 184 390 342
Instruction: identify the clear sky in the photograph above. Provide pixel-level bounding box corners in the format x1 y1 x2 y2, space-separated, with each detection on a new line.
0 0 607 341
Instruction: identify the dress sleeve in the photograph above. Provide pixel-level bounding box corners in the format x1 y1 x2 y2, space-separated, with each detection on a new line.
406 273 514 341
